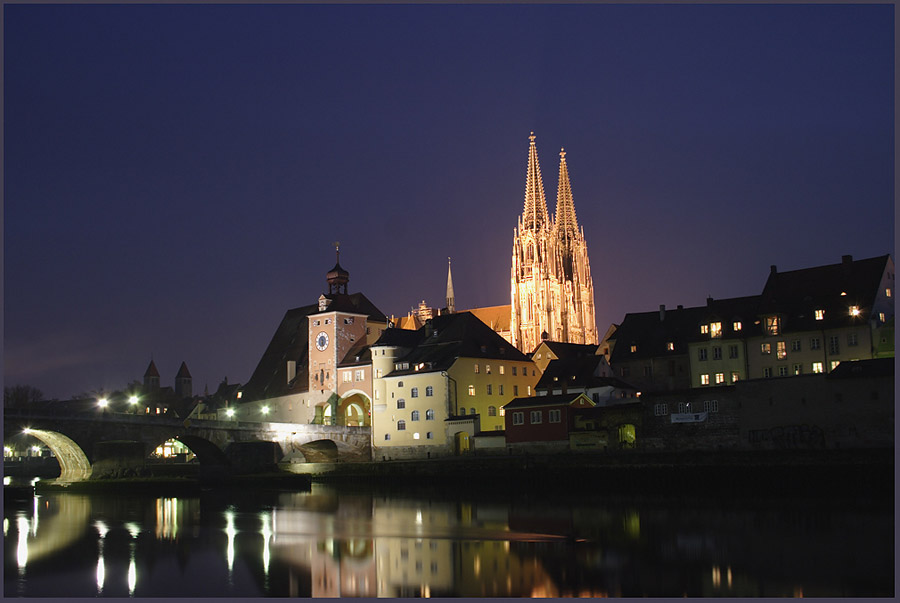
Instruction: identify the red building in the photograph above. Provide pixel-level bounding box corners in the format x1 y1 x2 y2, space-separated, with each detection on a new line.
502 393 595 444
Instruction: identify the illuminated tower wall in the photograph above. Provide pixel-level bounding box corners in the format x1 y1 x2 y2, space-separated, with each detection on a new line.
510 134 598 352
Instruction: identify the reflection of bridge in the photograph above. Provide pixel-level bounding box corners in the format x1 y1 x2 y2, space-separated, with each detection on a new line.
3 408 371 482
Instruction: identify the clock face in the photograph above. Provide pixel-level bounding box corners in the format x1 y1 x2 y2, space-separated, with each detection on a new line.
315 331 329 351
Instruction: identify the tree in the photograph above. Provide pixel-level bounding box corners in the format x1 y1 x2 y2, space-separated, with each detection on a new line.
4 385 45 407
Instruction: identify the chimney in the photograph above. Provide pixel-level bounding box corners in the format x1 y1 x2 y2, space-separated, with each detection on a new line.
706 296 714 307
659 305 666 321
770 265 777 275
842 254 853 265
677 304 684 310
424 319 434 339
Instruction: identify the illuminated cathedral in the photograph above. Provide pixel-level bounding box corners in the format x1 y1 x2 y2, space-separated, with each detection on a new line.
510 133 598 353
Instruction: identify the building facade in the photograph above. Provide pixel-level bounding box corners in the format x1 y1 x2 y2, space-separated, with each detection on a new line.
510 133 598 353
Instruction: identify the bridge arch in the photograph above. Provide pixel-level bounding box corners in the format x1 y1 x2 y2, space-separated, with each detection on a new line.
21 429 91 482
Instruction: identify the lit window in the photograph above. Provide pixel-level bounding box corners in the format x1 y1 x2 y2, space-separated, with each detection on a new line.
413 432 420 440
467 385 475 396
715 373 725 384
760 343 771 355
527 385 532 395
879 312 886 322
730 372 740 383
667 342 674 351
499 407 505 416
355 370 364 381
830 360 841 371
710 322 722 338
700 324 709 334
776 341 787 360
375 369 383 378
343 372 352 383
700 374 710 385
886 288 892 298
486 365 491 374
425 386 433 397
630 344 637 353
812 362 824 374
765 316 780 335
426 409 434 420
548 409 561 423
733 321 742 332
499 366 505 375
411 410 420 421
849 306 861 317
474 364 479 374
793 364 802 375
397 420 406 431
530 410 542 424
814 309 825 321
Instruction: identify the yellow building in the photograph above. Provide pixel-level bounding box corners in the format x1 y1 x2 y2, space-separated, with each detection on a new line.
372 312 539 460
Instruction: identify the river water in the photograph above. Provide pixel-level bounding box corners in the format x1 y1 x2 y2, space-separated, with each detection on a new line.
3 480 893 597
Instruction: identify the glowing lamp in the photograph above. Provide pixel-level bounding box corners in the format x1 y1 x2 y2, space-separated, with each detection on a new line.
849 306 861 317
128 396 139 405
225 408 235 418
261 405 270 415
98 398 109 408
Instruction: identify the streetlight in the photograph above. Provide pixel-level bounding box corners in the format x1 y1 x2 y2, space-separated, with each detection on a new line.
261 405 270 416
225 408 235 418
98 398 109 411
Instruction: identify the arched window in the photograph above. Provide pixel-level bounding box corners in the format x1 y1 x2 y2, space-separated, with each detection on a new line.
411 387 419 398
411 410 420 421
397 399 405 409
488 406 497 417
425 386 433 397
426 409 434 420
397 420 406 431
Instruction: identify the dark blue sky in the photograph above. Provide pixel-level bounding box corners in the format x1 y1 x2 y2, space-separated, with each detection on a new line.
4 4 894 400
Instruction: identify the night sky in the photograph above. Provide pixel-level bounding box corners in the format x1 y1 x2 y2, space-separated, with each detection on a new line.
4 4 894 400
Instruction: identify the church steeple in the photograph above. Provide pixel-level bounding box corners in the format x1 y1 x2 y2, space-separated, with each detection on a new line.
522 132 550 231
326 241 350 295
446 257 456 314
554 148 580 250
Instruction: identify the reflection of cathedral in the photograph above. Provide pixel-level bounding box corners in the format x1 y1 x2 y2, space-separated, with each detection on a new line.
511 133 598 353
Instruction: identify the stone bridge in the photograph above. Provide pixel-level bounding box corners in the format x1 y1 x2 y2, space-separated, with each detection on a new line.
3 408 371 482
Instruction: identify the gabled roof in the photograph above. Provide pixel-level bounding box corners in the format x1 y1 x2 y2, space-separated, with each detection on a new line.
685 295 763 342
339 340 372 367
385 312 529 377
535 340 599 359
535 356 636 391
759 255 891 331
464 304 511 332
144 359 160 378
503 392 594 410
608 304 709 363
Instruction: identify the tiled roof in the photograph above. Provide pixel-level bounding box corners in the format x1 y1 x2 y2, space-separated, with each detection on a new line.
315 292 386 321
464 304 511 332
538 340 599 359
144 360 160 378
608 304 709 363
827 357 894 379
536 356 635 391
502 392 592 410
385 312 528 377
175 361 192 378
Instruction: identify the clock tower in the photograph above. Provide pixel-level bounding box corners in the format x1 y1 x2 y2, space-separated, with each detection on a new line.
308 244 369 395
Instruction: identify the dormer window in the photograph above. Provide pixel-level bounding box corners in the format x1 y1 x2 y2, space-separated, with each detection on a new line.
765 316 780 335
710 322 722 339
814 309 825 321
630 344 637 353
733 321 742 332
318 295 330 311
700 324 709 334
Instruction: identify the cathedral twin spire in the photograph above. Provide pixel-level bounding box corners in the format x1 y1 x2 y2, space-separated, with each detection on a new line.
511 133 598 352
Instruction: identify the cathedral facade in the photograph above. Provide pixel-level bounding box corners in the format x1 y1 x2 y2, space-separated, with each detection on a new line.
510 133 598 353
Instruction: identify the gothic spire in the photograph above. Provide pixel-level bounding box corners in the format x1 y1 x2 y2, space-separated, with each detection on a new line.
522 132 550 231
446 257 456 314
555 147 579 249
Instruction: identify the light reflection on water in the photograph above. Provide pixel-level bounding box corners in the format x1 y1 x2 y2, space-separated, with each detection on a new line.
2 483 893 597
